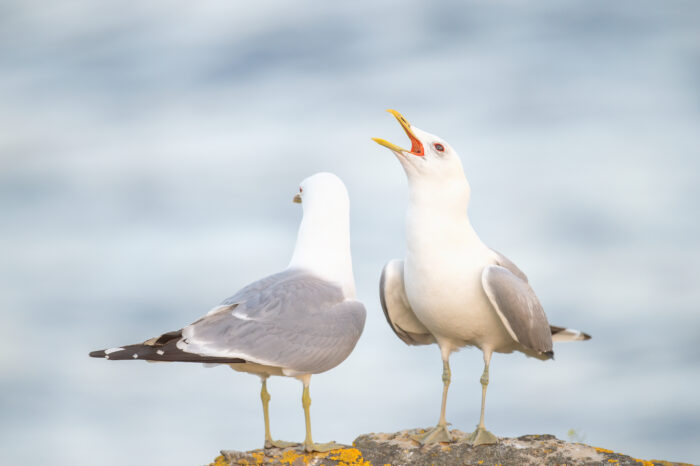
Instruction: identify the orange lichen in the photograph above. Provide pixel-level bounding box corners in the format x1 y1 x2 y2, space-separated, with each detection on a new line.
249 451 265 465
210 455 229 466
278 449 309 465
328 447 372 466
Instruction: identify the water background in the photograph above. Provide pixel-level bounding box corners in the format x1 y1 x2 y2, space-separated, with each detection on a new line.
1 1 699 465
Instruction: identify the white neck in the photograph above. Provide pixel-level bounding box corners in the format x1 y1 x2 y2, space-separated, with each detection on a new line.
288 207 356 298
405 175 483 249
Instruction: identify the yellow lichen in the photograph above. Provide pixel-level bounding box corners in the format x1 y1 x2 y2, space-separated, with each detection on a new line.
328 447 372 466
210 455 229 466
595 447 615 454
249 451 265 465
278 449 309 465
608 460 618 464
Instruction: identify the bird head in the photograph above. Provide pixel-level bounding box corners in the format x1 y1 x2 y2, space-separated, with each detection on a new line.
293 172 350 216
373 110 465 182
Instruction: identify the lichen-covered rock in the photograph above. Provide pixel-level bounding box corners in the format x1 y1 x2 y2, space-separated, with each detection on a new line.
209 429 693 466
212 445 370 466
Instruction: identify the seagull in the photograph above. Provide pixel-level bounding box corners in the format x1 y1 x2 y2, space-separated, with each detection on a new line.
373 110 590 446
90 172 366 453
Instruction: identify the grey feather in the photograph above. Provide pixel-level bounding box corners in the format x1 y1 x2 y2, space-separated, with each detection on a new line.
491 249 529 283
379 260 435 346
179 269 366 374
481 265 553 358
491 251 592 344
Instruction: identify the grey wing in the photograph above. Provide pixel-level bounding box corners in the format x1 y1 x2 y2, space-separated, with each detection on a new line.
379 260 435 346
481 265 553 358
491 250 592 343
179 269 366 374
491 249 529 282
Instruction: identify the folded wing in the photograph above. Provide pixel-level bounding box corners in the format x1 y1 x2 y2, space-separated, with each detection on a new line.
491 249 592 344
379 260 436 346
179 269 366 374
481 264 553 359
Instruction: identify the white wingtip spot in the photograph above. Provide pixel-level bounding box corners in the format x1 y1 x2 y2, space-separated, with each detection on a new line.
132 353 138 359
105 355 109 359
232 310 254 321
156 350 164 355
552 327 588 342
104 347 124 355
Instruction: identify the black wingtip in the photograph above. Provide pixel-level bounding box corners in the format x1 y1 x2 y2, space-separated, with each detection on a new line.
581 332 592 340
89 350 105 358
544 350 555 360
87 341 248 364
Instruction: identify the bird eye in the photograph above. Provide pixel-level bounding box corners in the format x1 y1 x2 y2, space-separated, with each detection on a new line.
434 143 445 152
299 187 303 192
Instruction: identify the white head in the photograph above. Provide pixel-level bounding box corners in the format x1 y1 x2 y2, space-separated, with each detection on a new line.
373 110 470 209
288 172 356 297
293 172 350 217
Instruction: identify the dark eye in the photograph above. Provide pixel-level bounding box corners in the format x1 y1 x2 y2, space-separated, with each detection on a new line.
434 143 445 152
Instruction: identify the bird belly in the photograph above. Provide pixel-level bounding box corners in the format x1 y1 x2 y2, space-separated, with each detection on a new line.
403 257 513 353
230 362 285 377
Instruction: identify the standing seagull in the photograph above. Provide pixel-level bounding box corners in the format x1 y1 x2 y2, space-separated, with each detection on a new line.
373 110 590 446
90 172 366 453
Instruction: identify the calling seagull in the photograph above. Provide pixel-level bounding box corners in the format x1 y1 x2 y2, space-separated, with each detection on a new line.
374 110 591 445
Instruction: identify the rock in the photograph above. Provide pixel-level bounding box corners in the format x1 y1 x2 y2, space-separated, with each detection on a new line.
212 446 369 466
209 428 693 466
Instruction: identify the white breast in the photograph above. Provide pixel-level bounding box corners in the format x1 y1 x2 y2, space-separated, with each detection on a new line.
403 209 513 353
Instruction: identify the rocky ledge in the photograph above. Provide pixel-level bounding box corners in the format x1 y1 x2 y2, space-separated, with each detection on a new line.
208 428 692 466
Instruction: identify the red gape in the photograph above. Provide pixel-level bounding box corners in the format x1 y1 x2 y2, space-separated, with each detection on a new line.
402 124 424 156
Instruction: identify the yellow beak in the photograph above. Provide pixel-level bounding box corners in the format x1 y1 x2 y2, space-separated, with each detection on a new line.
372 109 424 156
293 193 302 204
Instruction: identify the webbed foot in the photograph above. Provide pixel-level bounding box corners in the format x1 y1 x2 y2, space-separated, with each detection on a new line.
264 439 298 449
467 426 498 445
303 440 344 453
411 424 453 444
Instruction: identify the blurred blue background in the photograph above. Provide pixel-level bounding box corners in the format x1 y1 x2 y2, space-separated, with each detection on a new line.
1 1 699 465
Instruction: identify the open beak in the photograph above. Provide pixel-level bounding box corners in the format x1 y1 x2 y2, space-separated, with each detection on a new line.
293 193 302 204
372 109 424 156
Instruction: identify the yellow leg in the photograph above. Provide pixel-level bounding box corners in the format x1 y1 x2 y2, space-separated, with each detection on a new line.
468 350 498 446
302 384 313 447
261 378 272 443
300 377 343 453
412 356 453 444
438 358 451 426
260 378 296 449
